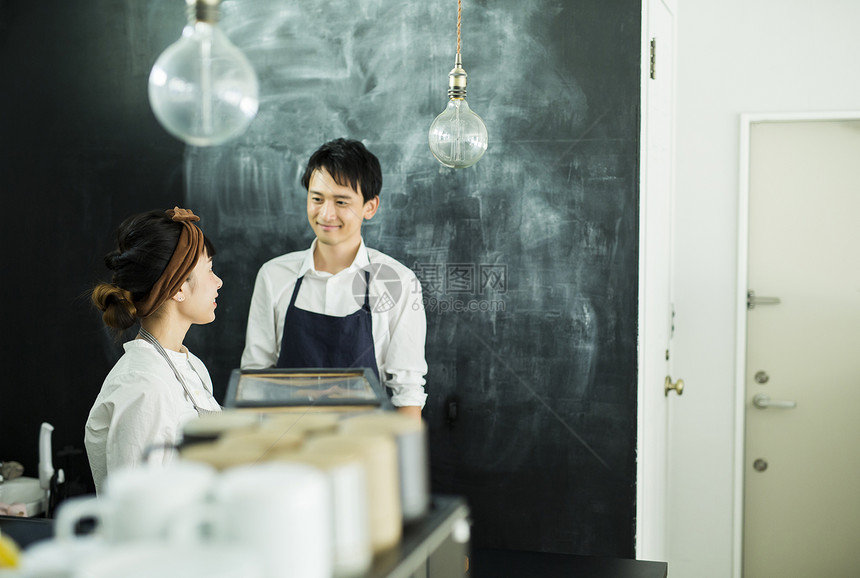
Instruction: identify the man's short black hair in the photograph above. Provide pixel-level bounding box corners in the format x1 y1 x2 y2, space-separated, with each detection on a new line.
301 138 382 202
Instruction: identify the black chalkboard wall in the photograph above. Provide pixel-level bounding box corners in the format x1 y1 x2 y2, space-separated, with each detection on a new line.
0 0 640 558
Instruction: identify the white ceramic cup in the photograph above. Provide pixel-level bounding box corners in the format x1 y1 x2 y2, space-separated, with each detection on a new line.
70 543 262 578
200 462 333 578
305 432 401 553
54 461 216 544
17 535 107 578
281 449 372 578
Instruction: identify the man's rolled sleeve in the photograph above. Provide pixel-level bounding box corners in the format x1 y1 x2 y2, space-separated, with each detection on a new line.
241 266 279 369
381 270 428 408
386 369 428 408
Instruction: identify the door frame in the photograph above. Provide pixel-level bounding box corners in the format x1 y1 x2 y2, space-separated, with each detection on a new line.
733 110 860 577
636 0 676 560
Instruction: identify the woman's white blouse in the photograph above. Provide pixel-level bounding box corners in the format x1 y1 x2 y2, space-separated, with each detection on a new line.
84 339 220 494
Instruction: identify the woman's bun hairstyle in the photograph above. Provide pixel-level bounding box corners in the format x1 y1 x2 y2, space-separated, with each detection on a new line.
91 210 182 331
91 283 137 330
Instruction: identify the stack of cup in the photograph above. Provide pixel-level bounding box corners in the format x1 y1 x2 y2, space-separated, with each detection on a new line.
54 461 218 544
205 462 333 578
304 431 402 554
277 445 373 577
338 412 430 524
36 462 260 578
35 409 431 578
48 460 334 578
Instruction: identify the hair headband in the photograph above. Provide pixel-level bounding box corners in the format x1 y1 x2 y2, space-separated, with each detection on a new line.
134 207 205 318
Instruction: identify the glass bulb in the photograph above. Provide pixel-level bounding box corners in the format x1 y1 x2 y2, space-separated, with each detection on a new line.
428 98 488 169
148 18 259 146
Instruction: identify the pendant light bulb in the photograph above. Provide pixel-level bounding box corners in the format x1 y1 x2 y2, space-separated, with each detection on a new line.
428 54 488 169
148 0 259 147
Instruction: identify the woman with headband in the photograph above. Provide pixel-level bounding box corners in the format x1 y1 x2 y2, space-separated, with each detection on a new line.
84 207 223 494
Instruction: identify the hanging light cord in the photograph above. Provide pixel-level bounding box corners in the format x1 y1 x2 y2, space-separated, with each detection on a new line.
457 0 462 55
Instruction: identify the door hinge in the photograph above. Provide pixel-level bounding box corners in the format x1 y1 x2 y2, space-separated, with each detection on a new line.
649 38 656 80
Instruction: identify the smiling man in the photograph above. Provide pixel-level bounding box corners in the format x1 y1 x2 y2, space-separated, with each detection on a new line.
241 139 427 417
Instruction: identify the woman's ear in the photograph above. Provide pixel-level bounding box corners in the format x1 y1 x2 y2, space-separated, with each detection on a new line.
172 277 193 303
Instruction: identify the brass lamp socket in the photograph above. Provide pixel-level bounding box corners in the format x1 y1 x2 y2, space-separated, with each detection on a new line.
447 53 468 100
187 0 220 24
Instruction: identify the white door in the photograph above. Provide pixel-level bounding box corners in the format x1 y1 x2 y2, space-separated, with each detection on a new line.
744 119 860 577
636 0 677 561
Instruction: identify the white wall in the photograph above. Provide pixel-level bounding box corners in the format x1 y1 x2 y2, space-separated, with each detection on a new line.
671 2 860 576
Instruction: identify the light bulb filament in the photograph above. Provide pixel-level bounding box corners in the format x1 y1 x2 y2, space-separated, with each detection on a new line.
454 103 463 162
200 34 213 135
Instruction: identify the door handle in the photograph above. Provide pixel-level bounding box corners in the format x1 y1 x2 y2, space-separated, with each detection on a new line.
747 290 781 310
752 393 796 409
664 376 684 397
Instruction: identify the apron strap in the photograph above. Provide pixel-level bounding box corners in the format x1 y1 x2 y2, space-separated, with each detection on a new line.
363 270 371 309
138 327 220 415
288 275 305 309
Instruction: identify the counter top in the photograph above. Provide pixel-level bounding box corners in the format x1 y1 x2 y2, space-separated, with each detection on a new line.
471 548 669 578
369 494 470 578
0 515 52 548
1 500 668 578
0 497 472 578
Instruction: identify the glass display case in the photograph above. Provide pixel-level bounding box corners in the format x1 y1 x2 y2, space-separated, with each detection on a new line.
224 368 392 411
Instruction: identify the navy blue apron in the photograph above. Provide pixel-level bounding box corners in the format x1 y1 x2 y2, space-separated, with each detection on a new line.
276 270 380 381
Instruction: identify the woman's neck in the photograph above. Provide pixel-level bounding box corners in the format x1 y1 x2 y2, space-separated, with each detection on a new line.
139 316 189 353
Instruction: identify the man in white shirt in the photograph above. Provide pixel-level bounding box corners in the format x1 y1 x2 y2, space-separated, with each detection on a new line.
241 139 427 417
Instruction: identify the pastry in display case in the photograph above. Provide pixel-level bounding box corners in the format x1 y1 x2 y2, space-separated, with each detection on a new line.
224 367 393 412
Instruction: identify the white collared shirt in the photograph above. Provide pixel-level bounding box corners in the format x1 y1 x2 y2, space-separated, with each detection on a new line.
85 340 221 495
241 239 428 408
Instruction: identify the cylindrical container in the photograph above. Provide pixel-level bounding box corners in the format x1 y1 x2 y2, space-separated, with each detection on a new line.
217 429 305 457
180 442 264 471
179 428 304 470
260 412 339 438
213 462 332 578
281 449 372 578
305 433 401 553
340 412 430 523
180 410 262 448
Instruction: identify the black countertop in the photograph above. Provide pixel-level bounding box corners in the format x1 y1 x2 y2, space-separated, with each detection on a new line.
471 548 668 578
0 515 53 548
